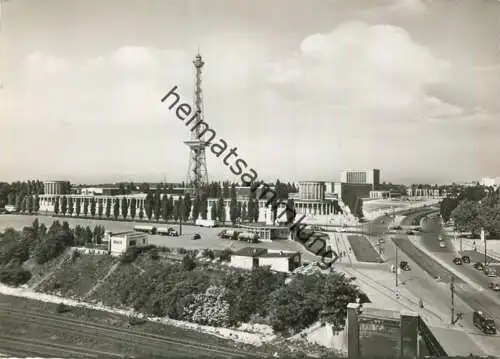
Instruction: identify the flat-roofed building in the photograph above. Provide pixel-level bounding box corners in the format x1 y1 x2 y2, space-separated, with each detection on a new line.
340 169 380 189
106 231 149 256
230 247 301 273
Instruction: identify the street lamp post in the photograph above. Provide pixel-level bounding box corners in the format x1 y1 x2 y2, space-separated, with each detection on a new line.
395 244 399 299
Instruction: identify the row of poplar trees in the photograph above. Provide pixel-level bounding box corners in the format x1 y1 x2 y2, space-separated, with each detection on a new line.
51 185 262 225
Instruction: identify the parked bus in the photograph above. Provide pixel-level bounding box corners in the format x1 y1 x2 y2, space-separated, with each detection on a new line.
473 310 496 335
133 225 157 235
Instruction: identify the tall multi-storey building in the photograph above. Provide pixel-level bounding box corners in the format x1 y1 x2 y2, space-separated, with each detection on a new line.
340 169 380 189
480 177 500 187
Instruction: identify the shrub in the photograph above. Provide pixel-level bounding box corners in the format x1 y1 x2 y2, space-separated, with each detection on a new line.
182 255 196 271
177 248 187 254
202 249 215 260
183 285 231 327
0 268 32 286
55 302 70 313
150 248 160 260
120 248 140 263
219 248 232 262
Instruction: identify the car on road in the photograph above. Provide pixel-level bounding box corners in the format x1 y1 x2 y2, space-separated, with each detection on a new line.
390 226 402 230
192 233 201 240
461 255 471 264
474 262 485 271
377 238 385 244
399 261 411 271
485 267 497 277
488 282 500 291
439 242 446 248
473 310 497 335
453 257 463 265
406 230 415 235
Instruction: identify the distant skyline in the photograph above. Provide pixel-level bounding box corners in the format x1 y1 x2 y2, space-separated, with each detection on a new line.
1 0 500 184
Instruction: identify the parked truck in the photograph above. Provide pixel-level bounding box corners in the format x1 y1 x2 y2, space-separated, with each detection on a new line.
157 227 179 236
195 219 218 228
238 232 259 243
133 225 157 235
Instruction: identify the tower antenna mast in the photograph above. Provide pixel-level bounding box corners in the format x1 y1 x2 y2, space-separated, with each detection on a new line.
184 52 209 198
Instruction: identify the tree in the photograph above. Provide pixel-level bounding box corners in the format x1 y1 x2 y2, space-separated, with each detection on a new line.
85 226 93 244
75 197 81 216
173 199 181 221
237 201 242 223
192 196 201 222
139 201 144 220
210 202 217 221
229 194 238 225
217 197 226 223
61 196 67 215
21 197 27 212
162 195 169 222
130 198 137 219
247 199 254 222
451 200 482 235
34 195 40 213
253 200 259 223
26 195 33 214
68 197 74 216
113 198 120 219
105 199 111 218
241 202 247 222
286 199 295 224
93 225 105 244
90 197 96 217
54 198 60 215
145 191 154 221
121 197 129 219
83 197 89 216
183 193 192 221
440 197 458 223
200 197 208 220
97 198 103 217
354 198 364 219
153 189 162 221
182 254 196 271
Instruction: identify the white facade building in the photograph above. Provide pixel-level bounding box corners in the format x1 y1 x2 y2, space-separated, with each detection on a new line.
480 177 500 187
106 231 149 256
340 169 380 188
230 247 301 273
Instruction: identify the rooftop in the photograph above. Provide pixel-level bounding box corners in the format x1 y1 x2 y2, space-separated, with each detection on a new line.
109 231 144 237
232 247 298 258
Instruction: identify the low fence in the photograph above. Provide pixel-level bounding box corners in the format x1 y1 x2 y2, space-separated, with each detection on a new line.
73 247 109 255
418 318 447 356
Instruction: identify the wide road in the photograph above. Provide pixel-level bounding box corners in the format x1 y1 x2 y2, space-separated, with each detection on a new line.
360 209 500 355
417 215 500 291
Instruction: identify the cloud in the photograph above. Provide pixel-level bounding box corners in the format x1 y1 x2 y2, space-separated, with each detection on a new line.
268 21 454 120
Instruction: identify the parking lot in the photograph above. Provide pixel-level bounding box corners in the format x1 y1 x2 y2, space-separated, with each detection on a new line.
0 214 304 254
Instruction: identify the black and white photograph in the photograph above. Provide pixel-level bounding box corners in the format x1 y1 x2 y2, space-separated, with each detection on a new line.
1 0 500 358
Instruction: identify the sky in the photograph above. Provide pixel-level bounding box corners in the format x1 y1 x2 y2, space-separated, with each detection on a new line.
1 0 500 185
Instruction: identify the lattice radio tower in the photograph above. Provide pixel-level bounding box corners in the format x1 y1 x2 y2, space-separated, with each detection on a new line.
184 53 209 198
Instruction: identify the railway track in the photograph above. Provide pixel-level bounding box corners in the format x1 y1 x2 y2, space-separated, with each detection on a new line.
0 334 122 358
0 307 262 358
